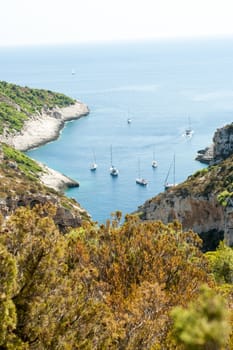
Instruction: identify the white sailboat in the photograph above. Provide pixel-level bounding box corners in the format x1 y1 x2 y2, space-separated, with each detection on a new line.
127 109 132 124
90 149 97 171
185 116 193 137
164 154 177 190
136 159 148 186
110 145 119 176
151 147 158 168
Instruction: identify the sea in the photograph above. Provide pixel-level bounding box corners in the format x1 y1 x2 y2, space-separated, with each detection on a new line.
0 37 233 223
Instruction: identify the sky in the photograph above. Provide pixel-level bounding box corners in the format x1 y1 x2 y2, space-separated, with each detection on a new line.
1 0 233 47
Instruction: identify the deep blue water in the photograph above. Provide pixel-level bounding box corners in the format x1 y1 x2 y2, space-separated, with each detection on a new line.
0 38 233 223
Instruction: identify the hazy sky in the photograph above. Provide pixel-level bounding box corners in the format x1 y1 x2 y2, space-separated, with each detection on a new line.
1 0 233 46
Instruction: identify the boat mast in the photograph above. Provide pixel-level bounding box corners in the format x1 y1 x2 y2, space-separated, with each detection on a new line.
93 149 96 163
164 154 175 186
173 154 176 186
110 145 113 166
164 161 172 185
138 158 141 178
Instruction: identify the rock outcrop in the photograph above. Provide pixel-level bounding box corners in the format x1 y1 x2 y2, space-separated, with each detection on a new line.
39 163 80 191
1 193 85 232
196 122 233 164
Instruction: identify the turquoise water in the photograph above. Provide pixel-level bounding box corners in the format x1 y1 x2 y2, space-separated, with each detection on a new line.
0 38 233 222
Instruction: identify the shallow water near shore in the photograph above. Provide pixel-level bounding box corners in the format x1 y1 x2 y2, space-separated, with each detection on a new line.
1 38 233 222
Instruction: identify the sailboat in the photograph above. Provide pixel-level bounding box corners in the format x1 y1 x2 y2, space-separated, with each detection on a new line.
164 154 177 190
127 109 132 124
110 145 119 176
90 149 97 171
151 147 158 168
136 159 148 186
185 116 193 137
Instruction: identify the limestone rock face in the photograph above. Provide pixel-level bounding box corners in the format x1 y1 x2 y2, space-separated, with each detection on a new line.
0 192 89 233
137 191 228 250
140 194 223 233
213 124 233 162
54 207 82 232
196 123 233 164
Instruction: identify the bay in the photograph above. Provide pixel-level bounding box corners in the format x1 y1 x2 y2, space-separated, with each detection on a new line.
0 38 233 222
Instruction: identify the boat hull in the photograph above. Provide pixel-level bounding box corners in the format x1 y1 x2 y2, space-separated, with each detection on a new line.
136 178 148 186
110 166 119 176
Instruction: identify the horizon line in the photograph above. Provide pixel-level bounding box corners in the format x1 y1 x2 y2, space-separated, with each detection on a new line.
1 33 233 49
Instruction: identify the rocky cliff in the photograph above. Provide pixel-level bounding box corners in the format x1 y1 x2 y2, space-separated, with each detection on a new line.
0 143 90 232
196 122 233 164
136 155 233 250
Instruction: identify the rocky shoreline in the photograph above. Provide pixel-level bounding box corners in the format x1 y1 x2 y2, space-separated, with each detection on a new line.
195 144 214 164
0 100 89 191
195 122 233 165
0 100 89 151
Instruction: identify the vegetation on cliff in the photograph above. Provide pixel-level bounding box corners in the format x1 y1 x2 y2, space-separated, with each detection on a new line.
2 143 43 181
0 81 75 133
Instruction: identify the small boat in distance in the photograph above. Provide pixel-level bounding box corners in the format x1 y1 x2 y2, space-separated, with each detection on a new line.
136 159 148 186
136 177 148 186
164 154 177 190
90 163 97 171
110 145 119 176
90 149 97 171
71 69 75 75
185 116 193 137
152 147 158 168
110 165 119 176
127 109 132 124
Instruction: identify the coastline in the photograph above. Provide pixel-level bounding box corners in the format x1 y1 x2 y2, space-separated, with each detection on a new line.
0 100 89 192
0 100 89 152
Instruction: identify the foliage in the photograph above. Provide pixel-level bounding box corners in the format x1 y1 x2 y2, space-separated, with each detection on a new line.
65 216 213 349
0 243 28 349
2 143 42 181
0 207 230 349
171 285 230 349
0 80 75 134
206 241 233 284
217 190 233 207
191 167 209 178
0 102 27 133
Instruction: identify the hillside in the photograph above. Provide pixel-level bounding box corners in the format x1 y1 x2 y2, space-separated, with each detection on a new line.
0 142 90 230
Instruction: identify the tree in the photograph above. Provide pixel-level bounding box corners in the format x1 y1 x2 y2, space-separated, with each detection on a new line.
0 243 28 349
